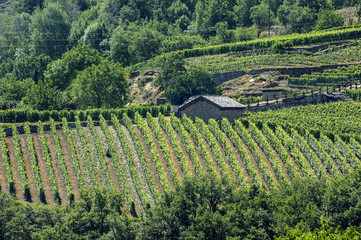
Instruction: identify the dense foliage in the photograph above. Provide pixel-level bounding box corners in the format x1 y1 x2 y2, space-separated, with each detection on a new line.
2 172 361 239
1 0 361 110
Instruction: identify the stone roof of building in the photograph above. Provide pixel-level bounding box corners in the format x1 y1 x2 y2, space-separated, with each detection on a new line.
179 95 246 110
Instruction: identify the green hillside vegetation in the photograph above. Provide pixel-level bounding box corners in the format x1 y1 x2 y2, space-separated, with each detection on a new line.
1 0 361 110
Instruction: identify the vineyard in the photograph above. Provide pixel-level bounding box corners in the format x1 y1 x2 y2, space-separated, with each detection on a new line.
1 102 361 216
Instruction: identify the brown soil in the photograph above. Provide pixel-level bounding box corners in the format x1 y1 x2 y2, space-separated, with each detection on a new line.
32 134 54 204
238 137 269 191
0 144 8 192
143 123 175 189
58 131 80 199
171 128 196 176
6 138 25 201
223 135 252 185
133 126 163 194
158 125 184 180
45 132 68 205
19 135 40 203
95 127 122 192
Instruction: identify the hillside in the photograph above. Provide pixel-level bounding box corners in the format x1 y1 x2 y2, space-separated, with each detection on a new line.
1 101 361 217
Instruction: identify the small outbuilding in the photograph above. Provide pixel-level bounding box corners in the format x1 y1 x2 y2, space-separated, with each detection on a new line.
179 95 246 122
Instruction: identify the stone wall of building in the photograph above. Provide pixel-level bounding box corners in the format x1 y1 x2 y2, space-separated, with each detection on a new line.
181 101 245 122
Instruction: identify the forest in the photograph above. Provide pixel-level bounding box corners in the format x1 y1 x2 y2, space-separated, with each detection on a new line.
1 0 360 110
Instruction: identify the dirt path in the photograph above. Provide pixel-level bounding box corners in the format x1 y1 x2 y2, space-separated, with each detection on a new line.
45 132 68 205
32 134 54 204
141 124 175 189
132 126 163 194
6 138 25 201
224 135 252 185
238 137 269 190
19 135 40 203
0 144 8 192
95 126 122 192
58 130 80 200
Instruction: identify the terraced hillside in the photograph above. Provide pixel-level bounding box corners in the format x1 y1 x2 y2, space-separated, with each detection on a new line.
1 102 361 216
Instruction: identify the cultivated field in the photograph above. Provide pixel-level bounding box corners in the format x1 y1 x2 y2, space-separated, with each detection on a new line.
1 102 360 216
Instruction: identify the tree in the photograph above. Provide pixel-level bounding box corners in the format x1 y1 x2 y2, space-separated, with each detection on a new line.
233 0 260 27
30 3 70 59
315 10 344 30
288 6 315 33
44 45 103 91
71 59 129 109
250 2 275 33
165 66 217 105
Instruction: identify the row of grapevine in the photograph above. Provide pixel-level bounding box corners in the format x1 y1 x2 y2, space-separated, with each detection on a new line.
195 118 232 181
61 118 85 189
0 105 169 124
234 121 277 189
24 123 45 202
182 116 218 178
146 112 181 187
207 119 248 187
290 128 329 180
112 114 150 212
158 114 192 178
0 127 14 193
247 122 288 183
275 126 316 178
120 114 160 201
38 121 60 204
12 126 31 200
75 116 98 187
87 116 113 189
101 115 132 205
221 118 263 187
319 134 351 175
134 112 171 192
261 124 300 180
170 115 204 176
303 131 340 177
334 135 361 170
50 119 74 201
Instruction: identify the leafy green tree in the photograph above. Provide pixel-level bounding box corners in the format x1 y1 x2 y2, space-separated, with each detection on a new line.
315 10 344 30
71 59 129 109
288 6 315 33
80 22 108 51
233 0 260 27
13 0 44 14
110 28 131 66
0 74 34 109
250 2 275 33
30 3 70 59
154 52 187 90
13 51 51 83
44 44 103 91
23 80 62 110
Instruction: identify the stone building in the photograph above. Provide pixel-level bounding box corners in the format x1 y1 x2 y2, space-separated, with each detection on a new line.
179 95 246 122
